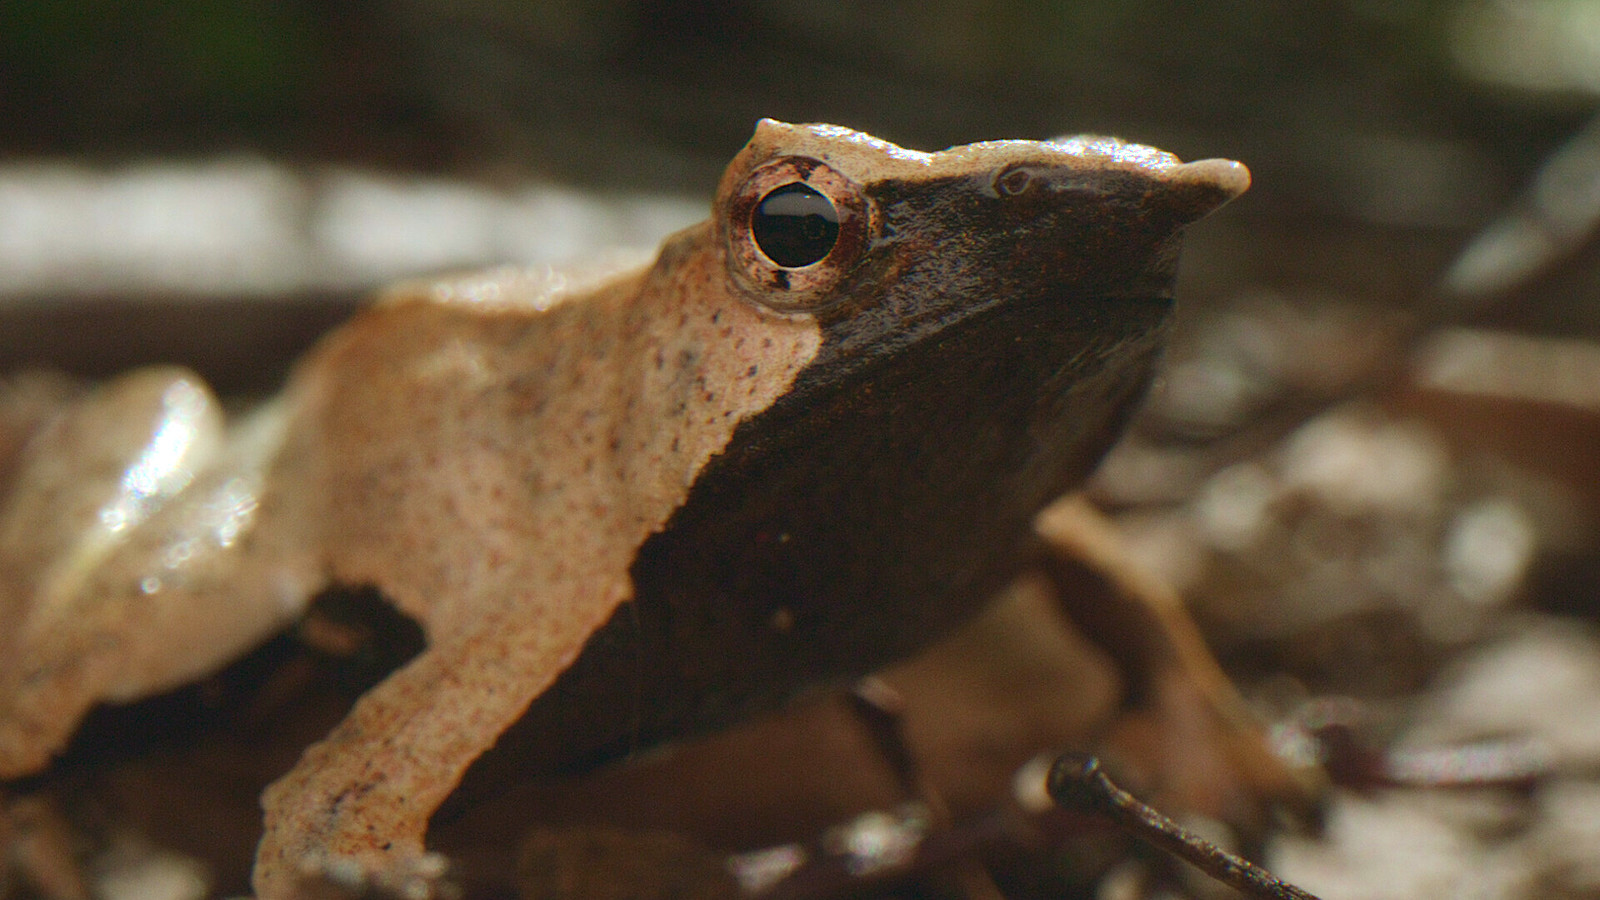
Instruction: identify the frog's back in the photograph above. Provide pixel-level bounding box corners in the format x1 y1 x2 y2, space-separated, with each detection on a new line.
279 261 658 633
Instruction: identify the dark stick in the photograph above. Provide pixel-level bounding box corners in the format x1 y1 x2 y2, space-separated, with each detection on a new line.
1047 754 1323 900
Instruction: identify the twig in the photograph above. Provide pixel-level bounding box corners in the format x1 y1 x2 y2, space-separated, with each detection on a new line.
1047 754 1322 900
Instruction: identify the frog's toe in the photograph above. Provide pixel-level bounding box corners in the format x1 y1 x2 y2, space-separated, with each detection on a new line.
288 851 459 900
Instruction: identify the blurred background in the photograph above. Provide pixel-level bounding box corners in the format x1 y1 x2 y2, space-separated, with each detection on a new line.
8 2 1600 898
4 1 1600 334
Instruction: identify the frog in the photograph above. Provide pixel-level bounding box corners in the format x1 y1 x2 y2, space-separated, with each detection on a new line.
0 120 1250 898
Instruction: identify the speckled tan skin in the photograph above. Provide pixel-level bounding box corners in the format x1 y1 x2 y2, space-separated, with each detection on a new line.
0 121 1249 897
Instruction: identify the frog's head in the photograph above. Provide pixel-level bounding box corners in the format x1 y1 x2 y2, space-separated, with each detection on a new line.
713 119 1247 386
632 121 1247 711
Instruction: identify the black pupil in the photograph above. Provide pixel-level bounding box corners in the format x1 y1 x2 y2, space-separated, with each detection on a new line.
752 183 840 268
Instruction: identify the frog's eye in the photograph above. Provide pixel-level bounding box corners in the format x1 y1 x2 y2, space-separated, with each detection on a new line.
752 184 839 267
727 155 873 314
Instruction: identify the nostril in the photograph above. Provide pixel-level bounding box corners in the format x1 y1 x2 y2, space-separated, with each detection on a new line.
996 167 1035 197
993 166 1107 204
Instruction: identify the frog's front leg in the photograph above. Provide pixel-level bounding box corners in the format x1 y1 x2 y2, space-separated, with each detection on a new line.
1034 495 1324 826
253 576 633 900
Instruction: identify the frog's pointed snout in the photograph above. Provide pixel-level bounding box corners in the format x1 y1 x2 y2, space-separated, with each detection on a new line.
1160 157 1251 225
